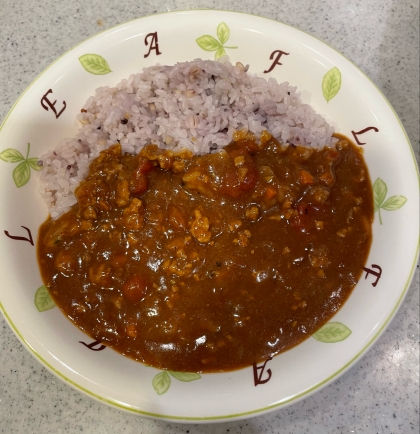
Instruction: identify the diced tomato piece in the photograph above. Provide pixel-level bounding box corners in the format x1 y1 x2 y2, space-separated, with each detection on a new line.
122 274 148 301
220 172 243 198
241 163 259 191
130 159 155 195
130 172 147 195
219 148 259 197
138 159 155 174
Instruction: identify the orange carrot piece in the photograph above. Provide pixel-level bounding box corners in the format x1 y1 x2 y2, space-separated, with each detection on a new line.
299 170 314 185
265 186 277 200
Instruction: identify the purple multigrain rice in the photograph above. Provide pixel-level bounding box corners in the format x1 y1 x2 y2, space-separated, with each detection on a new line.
39 58 336 219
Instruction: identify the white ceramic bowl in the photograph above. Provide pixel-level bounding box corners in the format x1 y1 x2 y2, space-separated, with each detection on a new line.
0 10 418 422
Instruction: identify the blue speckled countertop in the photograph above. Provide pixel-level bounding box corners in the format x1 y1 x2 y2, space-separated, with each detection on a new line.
0 1 418 432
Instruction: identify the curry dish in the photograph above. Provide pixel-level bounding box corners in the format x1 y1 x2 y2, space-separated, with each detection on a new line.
37 133 373 372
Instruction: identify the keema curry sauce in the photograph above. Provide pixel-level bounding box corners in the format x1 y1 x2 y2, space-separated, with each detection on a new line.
37 133 373 372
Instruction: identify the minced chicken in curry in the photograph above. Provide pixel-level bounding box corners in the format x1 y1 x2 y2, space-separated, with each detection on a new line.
37 133 373 372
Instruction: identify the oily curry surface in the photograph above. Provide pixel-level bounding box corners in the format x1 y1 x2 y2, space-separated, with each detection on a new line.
38 134 373 372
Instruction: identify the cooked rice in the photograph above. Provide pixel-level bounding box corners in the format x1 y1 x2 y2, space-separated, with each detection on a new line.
39 58 336 219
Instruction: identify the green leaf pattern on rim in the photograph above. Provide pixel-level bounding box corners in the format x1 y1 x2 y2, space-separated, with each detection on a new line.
215 46 227 59
152 371 171 395
34 285 56 312
373 177 407 224
196 35 221 52
217 22 230 45
0 148 25 163
13 161 31 188
168 371 201 382
152 370 201 395
312 322 352 343
27 157 41 171
196 22 237 59
79 54 112 75
0 143 41 188
322 67 342 102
